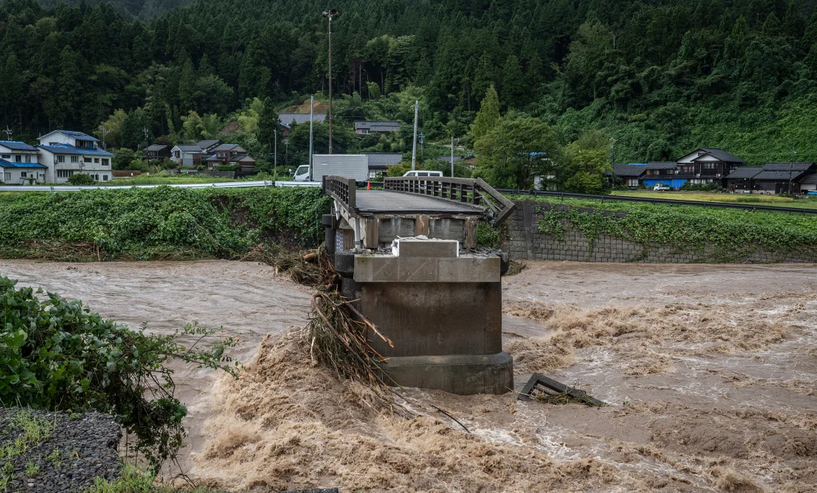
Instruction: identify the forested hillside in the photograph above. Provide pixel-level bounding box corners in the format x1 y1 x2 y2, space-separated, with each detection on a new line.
3 0 817 174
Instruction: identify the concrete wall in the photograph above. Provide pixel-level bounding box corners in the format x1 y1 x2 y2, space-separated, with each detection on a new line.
504 200 817 263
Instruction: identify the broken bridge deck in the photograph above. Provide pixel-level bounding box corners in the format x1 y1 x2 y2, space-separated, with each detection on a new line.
322 175 516 250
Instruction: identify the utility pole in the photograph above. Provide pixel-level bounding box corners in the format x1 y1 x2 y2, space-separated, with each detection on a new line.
99 125 109 150
309 95 314 181
323 9 339 154
790 149 796 195
450 136 455 177
411 100 418 170
273 128 278 179
2 125 12 140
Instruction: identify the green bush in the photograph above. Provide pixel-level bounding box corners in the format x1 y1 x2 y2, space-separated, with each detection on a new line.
67 174 95 185
0 187 331 261
0 276 238 467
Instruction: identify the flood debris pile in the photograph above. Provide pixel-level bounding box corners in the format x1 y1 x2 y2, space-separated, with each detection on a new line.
0 408 121 493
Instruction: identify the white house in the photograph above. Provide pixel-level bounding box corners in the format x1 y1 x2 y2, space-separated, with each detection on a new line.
171 144 202 167
37 130 113 183
0 141 47 184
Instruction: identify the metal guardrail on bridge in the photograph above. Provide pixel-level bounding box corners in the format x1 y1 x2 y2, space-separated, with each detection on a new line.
385 176 517 225
498 189 817 215
322 175 357 213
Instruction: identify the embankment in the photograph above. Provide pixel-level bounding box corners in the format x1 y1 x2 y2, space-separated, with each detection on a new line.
0 187 331 261
504 197 817 263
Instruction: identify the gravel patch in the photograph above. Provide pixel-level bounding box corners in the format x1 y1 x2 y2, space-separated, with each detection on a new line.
0 408 121 492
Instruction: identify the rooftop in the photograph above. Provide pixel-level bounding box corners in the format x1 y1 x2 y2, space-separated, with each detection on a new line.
145 144 169 151
0 159 47 168
612 163 648 177
363 153 403 167
694 148 744 163
355 121 402 131
40 130 99 142
762 162 815 172
174 145 201 152
726 167 763 179
38 144 112 156
753 170 808 180
0 140 38 152
645 161 677 170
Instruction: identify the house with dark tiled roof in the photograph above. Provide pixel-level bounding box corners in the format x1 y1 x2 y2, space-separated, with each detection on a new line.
674 148 744 188
607 163 647 189
36 130 112 183
362 152 403 178
752 162 816 194
354 121 401 135
799 173 817 193
725 167 763 192
144 144 171 160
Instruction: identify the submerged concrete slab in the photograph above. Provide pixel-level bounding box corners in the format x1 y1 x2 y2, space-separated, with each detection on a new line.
354 255 500 283
382 352 514 395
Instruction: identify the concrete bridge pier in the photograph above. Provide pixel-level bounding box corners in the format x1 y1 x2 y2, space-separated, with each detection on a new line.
322 175 516 395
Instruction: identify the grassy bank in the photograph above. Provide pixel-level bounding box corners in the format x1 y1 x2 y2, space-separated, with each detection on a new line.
611 190 817 210
514 195 817 260
0 187 330 261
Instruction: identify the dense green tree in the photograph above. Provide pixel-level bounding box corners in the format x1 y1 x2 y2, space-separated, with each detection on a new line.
474 116 560 189
257 97 279 156
469 85 501 144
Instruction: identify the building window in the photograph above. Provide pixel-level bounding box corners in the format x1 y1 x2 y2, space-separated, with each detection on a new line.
103 174 108 181
94 158 100 163
102 159 109 166
703 163 717 170
57 170 74 178
71 156 79 163
25 155 30 163
57 155 65 163
84 157 92 163
1 154 9 159
20 172 27 178
15 155 22 162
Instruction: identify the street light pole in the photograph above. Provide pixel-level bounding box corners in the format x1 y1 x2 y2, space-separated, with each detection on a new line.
273 128 277 179
322 9 339 154
411 100 418 170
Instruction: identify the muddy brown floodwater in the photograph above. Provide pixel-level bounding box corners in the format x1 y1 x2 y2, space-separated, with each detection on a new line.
1 260 815 492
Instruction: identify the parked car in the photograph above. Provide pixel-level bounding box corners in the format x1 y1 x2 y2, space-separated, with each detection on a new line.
653 183 670 191
403 170 443 177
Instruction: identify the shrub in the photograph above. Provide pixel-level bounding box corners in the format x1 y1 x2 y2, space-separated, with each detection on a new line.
0 186 331 260
67 174 95 185
0 276 238 467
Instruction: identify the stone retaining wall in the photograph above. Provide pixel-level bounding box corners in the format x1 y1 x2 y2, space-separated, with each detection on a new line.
504 200 816 263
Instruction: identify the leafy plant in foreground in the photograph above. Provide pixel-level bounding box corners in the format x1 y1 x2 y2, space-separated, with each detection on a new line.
0 276 239 468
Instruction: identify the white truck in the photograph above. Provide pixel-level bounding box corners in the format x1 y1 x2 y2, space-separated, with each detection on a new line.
294 154 370 183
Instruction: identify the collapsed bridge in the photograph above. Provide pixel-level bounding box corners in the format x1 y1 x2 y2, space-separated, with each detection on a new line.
322 175 516 394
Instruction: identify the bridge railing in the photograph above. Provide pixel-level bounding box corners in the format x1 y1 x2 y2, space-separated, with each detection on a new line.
323 175 357 213
384 176 516 225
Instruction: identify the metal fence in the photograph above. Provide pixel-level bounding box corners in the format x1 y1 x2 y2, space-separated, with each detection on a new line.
385 176 517 225
498 189 817 215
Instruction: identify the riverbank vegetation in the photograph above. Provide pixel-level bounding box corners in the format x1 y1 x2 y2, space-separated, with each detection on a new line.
0 187 330 262
525 196 817 258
